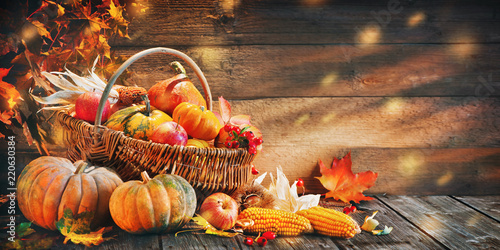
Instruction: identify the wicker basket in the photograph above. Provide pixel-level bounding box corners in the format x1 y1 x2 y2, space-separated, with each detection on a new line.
56 47 256 196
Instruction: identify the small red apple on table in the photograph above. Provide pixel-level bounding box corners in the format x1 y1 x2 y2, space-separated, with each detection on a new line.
74 91 111 124
199 192 239 230
150 121 188 146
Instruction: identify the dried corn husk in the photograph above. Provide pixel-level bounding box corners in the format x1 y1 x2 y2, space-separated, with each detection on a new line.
31 57 119 112
254 166 320 213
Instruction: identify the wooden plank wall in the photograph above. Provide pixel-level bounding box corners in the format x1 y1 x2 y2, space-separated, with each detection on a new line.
5 0 500 195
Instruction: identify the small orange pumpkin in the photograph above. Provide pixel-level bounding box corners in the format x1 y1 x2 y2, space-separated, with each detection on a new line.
173 102 222 140
109 171 196 234
17 156 123 230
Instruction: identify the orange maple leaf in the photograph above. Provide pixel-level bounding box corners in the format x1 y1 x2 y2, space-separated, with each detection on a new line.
316 152 378 203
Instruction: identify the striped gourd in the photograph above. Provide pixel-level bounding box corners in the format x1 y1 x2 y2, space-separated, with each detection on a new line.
238 207 313 236
296 206 361 239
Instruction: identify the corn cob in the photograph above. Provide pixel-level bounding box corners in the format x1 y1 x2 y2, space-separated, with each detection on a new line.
296 206 361 238
238 207 313 236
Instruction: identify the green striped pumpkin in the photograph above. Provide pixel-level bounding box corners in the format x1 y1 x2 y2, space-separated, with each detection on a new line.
109 172 197 234
105 101 172 141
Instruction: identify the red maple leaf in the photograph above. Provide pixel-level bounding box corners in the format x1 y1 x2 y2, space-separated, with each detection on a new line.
316 152 378 203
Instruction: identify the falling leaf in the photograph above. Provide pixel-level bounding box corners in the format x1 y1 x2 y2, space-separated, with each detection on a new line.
316 152 378 203
56 208 114 247
361 211 380 232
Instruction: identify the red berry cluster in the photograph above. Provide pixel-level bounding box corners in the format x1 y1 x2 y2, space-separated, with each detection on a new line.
244 231 276 247
223 124 263 155
343 205 357 215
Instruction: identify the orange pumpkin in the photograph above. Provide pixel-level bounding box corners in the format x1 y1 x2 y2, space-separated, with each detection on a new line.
147 61 207 115
109 171 196 234
17 156 123 230
173 102 222 140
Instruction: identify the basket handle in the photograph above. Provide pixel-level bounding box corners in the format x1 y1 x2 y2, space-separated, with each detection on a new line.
94 47 213 131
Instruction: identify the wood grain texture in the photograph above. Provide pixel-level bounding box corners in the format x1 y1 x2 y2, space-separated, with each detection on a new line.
454 196 500 222
335 197 446 249
378 195 500 249
111 0 500 46
109 44 500 99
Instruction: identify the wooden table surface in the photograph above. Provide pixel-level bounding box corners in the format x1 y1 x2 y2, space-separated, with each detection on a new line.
1 195 499 249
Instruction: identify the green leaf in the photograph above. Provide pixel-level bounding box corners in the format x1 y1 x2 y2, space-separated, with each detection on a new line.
16 222 35 238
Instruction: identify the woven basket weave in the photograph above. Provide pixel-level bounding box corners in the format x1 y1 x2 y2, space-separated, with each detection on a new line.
56 47 256 196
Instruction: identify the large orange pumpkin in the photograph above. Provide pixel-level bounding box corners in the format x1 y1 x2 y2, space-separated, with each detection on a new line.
109 171 196 234
173 102 222 140
17 156 123 230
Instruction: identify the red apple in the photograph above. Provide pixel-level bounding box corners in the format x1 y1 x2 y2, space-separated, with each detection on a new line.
199 192 239 230
150 121 188 146
75 91 111 124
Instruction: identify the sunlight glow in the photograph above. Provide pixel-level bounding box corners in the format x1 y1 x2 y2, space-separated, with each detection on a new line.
301 0 327 6
21 23 39 43
7 98 16 109
436 171 453 186
321 72 339 87
407 12 426 27
321 112 337 124
383 97 405 115
448 31 477 59
220 0 240 12
294 113 310 126
398 151 425 176
357 25 381 45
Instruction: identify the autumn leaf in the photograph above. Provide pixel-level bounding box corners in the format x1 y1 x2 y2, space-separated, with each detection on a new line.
316 152 378 203
106 1 130 38
176 215 239 238
56 208 114 247
0 67 20 104
1 222 59 250
218 96 252 125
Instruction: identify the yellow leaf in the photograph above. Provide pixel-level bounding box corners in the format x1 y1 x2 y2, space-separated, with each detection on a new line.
192 215 239 237
30 21 52 40
56 208 114 247
62 227 113 247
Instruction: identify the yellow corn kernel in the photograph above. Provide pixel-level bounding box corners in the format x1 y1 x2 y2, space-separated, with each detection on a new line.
238 207 313 236
296 206 361 239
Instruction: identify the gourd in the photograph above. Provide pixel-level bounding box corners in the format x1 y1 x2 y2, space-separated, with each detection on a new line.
185 138 212 148
104 95 172 140
172 102 221 140
147 61 207 115
109 171 196 234
17 156 123 230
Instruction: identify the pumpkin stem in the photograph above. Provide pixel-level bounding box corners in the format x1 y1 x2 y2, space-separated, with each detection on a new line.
141 94 151 117
141 171 152 184
74 160 89 174
200 106 205 112
169 61 187 76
